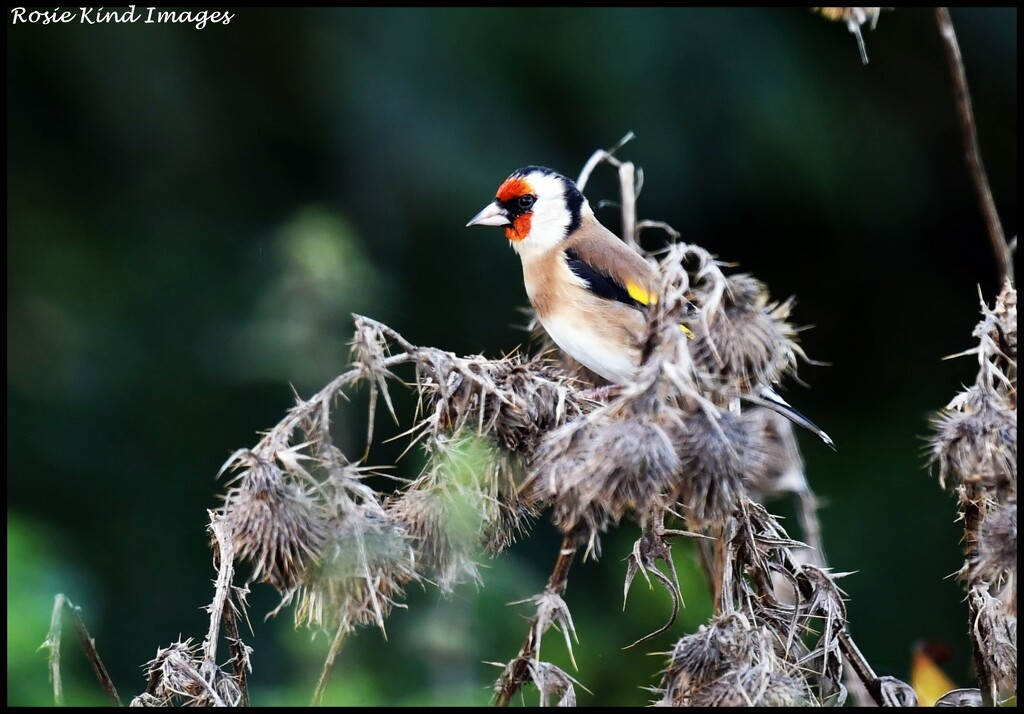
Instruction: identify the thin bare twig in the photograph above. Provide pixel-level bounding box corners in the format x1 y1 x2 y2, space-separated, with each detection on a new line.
42 594 123 706
494 536 577 706
576 131 635 191
934 7 1013 287
618 160 638 248
312 622 350 706
576 132 641 248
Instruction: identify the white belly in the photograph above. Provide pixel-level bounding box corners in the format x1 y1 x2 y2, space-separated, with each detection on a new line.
540 312 639 384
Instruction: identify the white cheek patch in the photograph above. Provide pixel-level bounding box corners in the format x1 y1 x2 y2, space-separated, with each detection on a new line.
509 172 575 257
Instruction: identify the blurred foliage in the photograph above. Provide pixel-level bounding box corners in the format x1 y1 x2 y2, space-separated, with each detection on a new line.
7 7 1016 706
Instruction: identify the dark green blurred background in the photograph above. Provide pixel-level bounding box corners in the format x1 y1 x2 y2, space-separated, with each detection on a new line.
7 7 1017 706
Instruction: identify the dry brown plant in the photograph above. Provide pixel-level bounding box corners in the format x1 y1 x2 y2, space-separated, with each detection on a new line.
43 9 1015 707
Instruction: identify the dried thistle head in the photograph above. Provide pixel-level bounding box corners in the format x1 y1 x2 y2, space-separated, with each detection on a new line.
986 280 1017 370
656 612 809 707
527 399 681 555
412 348 588 461
976 500 1017 591
932 379 1017 497
220 453 327 591
669 406 771 529
388 433 514 591
388 488 481 592
219 443 419 633
526 661 580 707
133 639 242 707
932 283 1018 495
688 274 802 400
291 505 416 632
971 280 1017 405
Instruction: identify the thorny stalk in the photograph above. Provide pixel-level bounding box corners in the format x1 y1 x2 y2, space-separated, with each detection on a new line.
935 7 1014 287
211 518 251 708
931 281 1017 706
494 536 578 706
42 594 122 706
204 515 234 670
960 479 993 705
929 13 1015 700
220 593 250 708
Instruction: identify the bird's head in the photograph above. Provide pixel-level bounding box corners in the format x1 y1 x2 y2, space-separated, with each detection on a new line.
467 166 586 254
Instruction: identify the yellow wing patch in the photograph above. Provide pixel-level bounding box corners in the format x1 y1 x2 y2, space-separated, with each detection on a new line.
625 281 657 306
625 281 695 339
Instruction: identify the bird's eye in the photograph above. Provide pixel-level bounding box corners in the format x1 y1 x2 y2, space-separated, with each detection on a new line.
517 195 536 211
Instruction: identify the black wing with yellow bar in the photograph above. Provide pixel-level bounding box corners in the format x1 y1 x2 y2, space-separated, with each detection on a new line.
564 248 650 310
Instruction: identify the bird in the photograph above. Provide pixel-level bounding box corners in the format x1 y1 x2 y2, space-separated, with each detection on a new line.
467 165 833 448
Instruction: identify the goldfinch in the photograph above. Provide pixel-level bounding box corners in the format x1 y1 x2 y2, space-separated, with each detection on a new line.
467 165 833 447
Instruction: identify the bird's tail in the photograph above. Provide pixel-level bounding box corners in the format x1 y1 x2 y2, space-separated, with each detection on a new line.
748 387 835 450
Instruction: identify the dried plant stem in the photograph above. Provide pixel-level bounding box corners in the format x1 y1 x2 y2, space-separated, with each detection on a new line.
961 482 996 706
44 596 65 705
208 516 251 706
43 594 123 706
837 631 885 706
205 516 235 669
221 596 250 708
710 525 728 615
312 622 350 706
211 517 251 708
935 7 1013 287
576 131 634 191
494 536 577 707
842 659 879 708
775 546 892 707
967 596 995 707
576 132 640 248
618 161 638 248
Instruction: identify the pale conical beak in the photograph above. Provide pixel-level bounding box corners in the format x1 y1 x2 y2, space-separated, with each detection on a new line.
466 201 511 227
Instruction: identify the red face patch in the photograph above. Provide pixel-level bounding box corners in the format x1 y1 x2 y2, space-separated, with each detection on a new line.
496 177 530 203
505 214 532 242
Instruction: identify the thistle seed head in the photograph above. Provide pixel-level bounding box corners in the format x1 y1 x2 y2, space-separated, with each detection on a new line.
220 455 326 592
932 387 1017 494
977 500 1017 589
689 274 802 399
670 407 770 528
529 408 681 552
657 612 806 707
292 507 416 632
